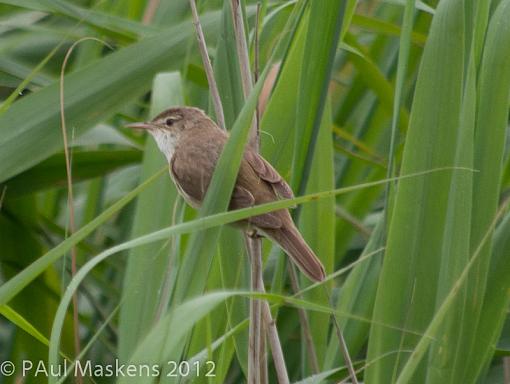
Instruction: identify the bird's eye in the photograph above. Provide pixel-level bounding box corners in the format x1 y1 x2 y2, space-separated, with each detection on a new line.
165 118 175 126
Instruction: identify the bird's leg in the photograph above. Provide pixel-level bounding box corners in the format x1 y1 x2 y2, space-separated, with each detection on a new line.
246 228 263 239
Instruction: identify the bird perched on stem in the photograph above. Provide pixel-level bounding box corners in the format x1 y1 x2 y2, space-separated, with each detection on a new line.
127 106 325 282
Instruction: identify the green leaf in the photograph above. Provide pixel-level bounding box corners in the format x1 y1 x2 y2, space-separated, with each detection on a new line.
0 304 70 359
118 72 183 361
463 0 510 379
324 222 384 370
44 167 463 384
120 292 237 384
299 101 336 367
0 0 157 39
0 11 221 183
465 211 510 380
366 0 467 381
351 14 427 46
1 149 141 195
0 167 166 307
292 0 346 197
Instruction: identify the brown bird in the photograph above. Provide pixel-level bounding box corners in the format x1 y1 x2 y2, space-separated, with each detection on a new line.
127 107 325 282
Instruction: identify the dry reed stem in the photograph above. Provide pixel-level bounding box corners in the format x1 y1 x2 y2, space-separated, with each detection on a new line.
190 1 289 381
231 1 270 382
231 0 259 151
254 4 261 126
142 0 160 25
261 286 290 384
258 63 280 116
335 205 372 239
253 7 268 382
188 1 268 381
253 6 321 373
60 37 110 383
331 306 359 384
189 0 226 130
245 236 263 384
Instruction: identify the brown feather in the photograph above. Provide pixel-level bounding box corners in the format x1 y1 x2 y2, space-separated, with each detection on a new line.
245 150 294 200
262 223 326 282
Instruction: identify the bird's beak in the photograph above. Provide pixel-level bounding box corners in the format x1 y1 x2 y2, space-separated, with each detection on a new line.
125 122 153 130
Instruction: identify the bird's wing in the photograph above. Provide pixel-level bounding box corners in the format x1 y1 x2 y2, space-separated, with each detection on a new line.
231 185 282 229
244 150 294 200
171 146 288 229
170 152 211 207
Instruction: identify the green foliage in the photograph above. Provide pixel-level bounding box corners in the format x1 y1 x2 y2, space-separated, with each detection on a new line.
0 0 509 383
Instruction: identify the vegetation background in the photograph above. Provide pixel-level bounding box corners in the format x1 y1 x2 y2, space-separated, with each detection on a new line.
0 0 509 383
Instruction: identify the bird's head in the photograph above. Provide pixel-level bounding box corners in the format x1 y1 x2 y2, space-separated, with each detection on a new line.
126 106 209 161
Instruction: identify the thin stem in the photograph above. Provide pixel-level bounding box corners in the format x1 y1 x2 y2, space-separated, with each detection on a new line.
326 288 359 384
288 264 320 373
231 0 253 96
60 37 108 383
262 300 290 384
189 0 226 130
504 357 510 384
245 236 262 384
232 1 269 382
254 3 261 123
259 319 268 384
231 0 258 150
335 205 372 239
252 241 269 384
60 46 79 370
142 0 160 24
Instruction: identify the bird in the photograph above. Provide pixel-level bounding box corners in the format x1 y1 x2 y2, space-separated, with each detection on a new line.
127 106 325 282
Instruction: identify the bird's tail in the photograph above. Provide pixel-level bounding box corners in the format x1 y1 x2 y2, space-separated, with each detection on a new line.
265 225 326 282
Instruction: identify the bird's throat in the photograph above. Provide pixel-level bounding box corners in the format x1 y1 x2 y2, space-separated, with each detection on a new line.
150 129 178 162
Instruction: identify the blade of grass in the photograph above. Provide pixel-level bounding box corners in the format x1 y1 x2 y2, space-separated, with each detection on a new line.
366 0 467 381
0 0 157 39
2 149 142 196
46 167 472 383
0 167 167 307
427 15 475 383
0 10 221 183
290 1 353 379
396 199 510 383
298 101 335 369
117 72 183 361
342 32 410 135
291 0 346 200
4 166 465 315
462 1 510 380
0 305 70 359
467 210 510 380
351 14 427 46
324 221 384 370
0 43 61 113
